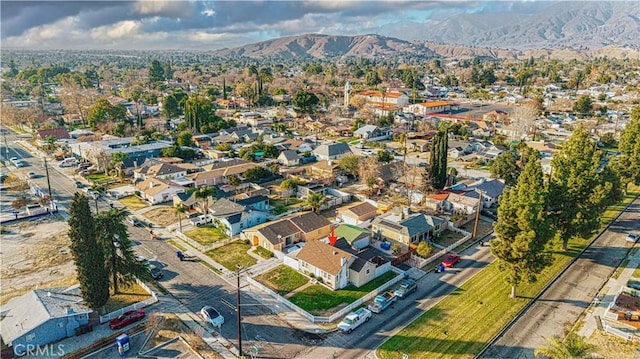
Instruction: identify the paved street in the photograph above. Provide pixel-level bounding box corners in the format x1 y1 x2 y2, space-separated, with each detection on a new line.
482 197 640 359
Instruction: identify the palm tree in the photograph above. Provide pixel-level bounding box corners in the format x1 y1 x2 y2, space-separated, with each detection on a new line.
534 332 595 359
195 186 216 215
305 191 326 214
174 204 186 232
227 175 241 201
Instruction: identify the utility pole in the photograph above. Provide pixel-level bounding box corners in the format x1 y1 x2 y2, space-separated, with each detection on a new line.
236 264 244 357
43 157 54 209
472 190 483 241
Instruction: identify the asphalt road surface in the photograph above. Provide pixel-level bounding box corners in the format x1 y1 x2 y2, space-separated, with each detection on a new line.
482 197 640 359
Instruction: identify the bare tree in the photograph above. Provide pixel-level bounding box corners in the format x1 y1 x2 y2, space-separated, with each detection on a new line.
510 103 538 141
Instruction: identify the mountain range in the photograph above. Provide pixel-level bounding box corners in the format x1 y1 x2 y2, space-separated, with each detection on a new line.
213 1 639 60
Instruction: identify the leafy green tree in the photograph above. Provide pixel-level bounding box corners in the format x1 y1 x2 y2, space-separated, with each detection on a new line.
184 97 214 132
292 90 319 114
490 159 554 298
573 95 593 116
617 107 640 190
87 99 127 129
280 178 302 203
549 125 614 250
429 129 448 189
176 130 193 147
534 332 594 359
96 207 148 294
148 60 165 83
416 242 433 258
364 71 382 86
490 151 521 186
377 150 393 163
244 167 270 181
195 186 216 214
68 193 109 310
162 94 180 119
305 192 326 214
227 174 241 199
339 154 361 178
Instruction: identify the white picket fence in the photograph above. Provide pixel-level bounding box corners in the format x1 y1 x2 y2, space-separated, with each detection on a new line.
603 323 640 342
247 267 405 323
99 279 158 324
409 233 472 268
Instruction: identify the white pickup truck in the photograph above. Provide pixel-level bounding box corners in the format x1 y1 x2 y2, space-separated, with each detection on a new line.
338 308 371 334
190 214 213 227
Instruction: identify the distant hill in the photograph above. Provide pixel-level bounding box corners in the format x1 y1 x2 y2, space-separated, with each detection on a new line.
396 1 640 50
213 34 437 59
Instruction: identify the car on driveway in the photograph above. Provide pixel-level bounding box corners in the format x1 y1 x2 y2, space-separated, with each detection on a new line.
109 309 145 329
200 306 224 328
627 233 639 243
442 253 461 268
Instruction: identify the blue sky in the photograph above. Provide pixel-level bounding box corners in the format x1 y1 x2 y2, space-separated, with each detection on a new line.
0 1 554 50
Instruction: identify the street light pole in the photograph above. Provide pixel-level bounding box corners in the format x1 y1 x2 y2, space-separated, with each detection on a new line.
43 157 54 209
236 264 243 357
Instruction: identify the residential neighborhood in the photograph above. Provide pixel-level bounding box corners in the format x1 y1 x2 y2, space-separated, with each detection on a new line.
1 4 640 358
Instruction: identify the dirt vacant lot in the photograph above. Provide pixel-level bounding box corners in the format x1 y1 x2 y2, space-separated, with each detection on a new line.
141 206 180 227
1 217 77 304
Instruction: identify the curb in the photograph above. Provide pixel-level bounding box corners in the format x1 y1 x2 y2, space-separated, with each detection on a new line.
474 194 639 358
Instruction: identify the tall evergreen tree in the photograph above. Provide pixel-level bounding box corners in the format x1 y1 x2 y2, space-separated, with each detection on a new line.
148 60 165 83
617 106 640 190
549 124 613 250
68 193 109 310
490 151 521 186
96 208 149 294
490 159 554 298
430 129 448 189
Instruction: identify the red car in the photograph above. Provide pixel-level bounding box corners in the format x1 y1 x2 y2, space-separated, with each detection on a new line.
442 253 461 268
109 309 145 330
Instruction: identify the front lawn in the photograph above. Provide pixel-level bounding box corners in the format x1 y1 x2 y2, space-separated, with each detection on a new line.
184 226 229 245
85 173 113 184
270 197 303 215
253 246 274 259
289 271 397 315
254 265 309 295
118 196 149 210
377 190 639 359
205 241 256 271
104 282 152 313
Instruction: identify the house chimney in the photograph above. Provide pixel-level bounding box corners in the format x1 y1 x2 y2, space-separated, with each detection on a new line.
328 225 337 246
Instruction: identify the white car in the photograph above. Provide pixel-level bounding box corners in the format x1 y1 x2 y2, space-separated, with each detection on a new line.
337 307 371 334
200 306 224 328
626 233 639 243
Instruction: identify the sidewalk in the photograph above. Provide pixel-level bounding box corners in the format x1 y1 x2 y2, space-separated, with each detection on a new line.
580 246 640 338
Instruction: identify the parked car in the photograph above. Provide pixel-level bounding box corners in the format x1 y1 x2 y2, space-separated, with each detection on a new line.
186 212 202 219
149 264 163 280
128 216 140 226
200 306 224 328
190 214 212 227
338 307 371 334
27 172 37 179
442 253 461 268
109 309 145 329
74 181 84 188
627 233 639 243
14 160 27 168
393 279 418 299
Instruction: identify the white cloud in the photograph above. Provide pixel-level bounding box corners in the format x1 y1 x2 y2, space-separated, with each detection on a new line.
91 20 141 40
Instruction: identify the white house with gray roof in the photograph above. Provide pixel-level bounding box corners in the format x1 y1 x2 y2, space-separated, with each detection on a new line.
313 142 352 161
0 286 92 356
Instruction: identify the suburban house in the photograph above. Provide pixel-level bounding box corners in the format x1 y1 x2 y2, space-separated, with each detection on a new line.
0 286 91 356
424 192 450 212
306 160 340 180
371 209 446 246
189 160 263 188
296 239 355 290
134 162 187 181
337 201 378 227
278 150 301 167
446 192 480 214
356 90 410 115
135 177 185 204
71 137 173 163
334 224 371 250
313 143 352 161
403 101 453 115
472 179 505 208
207 198 268 237
243 211 331 252
36 128 71 143
192 135 213 150
353 125 392 141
